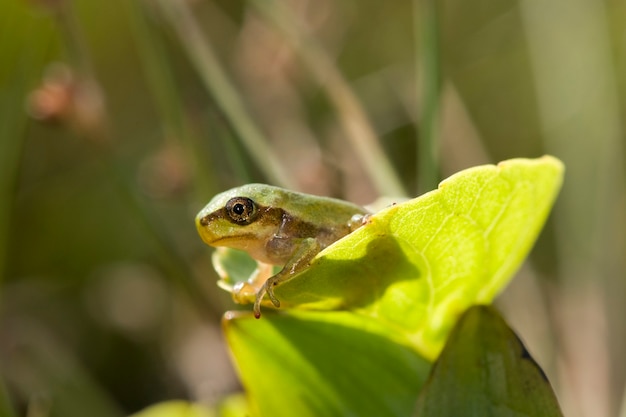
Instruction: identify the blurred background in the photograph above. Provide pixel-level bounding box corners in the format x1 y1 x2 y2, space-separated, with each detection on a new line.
1 0 624 416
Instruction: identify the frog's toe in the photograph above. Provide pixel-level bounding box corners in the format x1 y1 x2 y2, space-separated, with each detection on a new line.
265 282 281 308
253 289 265 318
251 280 282 318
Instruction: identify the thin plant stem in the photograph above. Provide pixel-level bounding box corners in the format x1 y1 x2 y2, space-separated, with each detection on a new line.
155 0 294 189
127 0 187 143
250 0 407 198
415 0 441 193
127 0 220 198
0 6 55 286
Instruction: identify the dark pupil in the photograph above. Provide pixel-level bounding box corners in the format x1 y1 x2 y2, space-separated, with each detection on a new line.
226 197 256 224
233 203 245 215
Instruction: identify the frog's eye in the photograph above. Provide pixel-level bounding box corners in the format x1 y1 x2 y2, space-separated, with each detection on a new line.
225 197 258 225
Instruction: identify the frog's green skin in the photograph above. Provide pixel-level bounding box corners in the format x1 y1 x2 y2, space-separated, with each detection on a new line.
196 184 369 318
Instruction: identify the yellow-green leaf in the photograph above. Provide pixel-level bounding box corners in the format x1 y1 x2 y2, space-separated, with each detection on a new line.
129 401 214 417
223 310 431 417
272 156 563 358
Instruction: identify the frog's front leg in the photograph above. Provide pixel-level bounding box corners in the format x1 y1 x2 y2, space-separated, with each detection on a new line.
253 237 320 318
231 261 274 304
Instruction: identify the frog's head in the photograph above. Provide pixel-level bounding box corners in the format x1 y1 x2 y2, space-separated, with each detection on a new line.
195 184 284 259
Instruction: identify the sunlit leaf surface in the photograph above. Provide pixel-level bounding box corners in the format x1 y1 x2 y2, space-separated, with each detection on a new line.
223 310 431 417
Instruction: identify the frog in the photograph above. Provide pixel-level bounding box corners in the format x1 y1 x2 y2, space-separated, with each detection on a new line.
195 183 369 318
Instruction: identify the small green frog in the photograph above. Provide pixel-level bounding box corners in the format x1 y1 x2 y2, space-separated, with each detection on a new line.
196 184 369 318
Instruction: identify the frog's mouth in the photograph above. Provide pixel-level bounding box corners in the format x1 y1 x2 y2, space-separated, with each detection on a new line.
206 235 252 246
199 233 258 250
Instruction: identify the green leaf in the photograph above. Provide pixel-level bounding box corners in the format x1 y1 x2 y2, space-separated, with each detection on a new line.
414 305 564 417
129 401 215 417
215 156 564 359
217 157 563 417
223 310 431 417
272 156 562 358
215 393 250 417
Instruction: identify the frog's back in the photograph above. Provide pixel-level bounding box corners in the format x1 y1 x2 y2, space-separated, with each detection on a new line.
197 183 369 263
245 184 367 222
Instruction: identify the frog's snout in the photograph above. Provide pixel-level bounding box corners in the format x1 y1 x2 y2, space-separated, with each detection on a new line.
197 229 218 247
195 213 217 245
197 214 210 227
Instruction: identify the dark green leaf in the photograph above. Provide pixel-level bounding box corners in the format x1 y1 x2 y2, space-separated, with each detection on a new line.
414 306 564 417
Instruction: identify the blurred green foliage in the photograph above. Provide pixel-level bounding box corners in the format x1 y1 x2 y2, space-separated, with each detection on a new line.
0 0 624 417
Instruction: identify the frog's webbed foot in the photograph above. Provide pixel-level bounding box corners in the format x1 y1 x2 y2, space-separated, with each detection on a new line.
253 278 281 319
